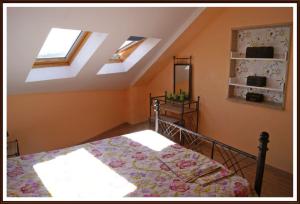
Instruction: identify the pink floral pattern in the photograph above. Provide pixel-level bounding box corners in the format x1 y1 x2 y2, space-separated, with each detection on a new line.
192 153 200 160
160 163 171 171
176 160 197 169
7 166 24 177
7 132 252 197
155 176 167 182
20 182 39 194
170 179 190 192
171 144 183 149
233 182 249 197
108 160 125 168
132 152 147 160
130 172 146 179
91 149 103 157
162 153 176 159
219 168 231 177
129 142 141 147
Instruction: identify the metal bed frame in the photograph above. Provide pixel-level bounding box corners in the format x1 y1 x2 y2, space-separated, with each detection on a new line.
153 99 269 196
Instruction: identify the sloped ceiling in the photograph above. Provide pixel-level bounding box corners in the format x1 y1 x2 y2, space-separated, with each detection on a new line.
7 7 204 95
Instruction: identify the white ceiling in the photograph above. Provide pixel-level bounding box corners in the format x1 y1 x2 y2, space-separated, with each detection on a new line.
7 7 204 95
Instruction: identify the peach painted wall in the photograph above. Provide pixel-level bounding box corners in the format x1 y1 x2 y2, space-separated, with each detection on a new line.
127 86 149 124
133 7 293 173
7 7 293 174
7 89 128 155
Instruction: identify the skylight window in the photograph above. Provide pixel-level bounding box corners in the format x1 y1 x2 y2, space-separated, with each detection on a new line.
37 28 82 59
118 40 133 51
109 36 145 63
26 32 108 82
98 37 161 75
32 28 91 68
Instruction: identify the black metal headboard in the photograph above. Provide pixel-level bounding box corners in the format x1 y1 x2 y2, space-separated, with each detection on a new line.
153 99 269 196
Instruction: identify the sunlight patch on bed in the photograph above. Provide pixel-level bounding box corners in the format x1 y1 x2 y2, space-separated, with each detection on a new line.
123 130 175 151
33 148 136 199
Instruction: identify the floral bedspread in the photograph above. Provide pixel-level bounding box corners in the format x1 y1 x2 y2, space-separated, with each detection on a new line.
7 130 253 198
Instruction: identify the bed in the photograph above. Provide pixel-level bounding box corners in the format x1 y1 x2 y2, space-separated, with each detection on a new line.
7 100 269 198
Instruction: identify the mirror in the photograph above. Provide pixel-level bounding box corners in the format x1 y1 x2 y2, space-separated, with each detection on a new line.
173 57 192 100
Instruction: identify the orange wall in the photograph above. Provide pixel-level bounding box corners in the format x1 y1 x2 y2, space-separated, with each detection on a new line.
7 7 293 174
7 89 128 155
127 86 148 124
133 7 293 173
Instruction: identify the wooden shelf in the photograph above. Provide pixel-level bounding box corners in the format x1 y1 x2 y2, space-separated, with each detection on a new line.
230 52 287 62
228 82 283 92
228 96 283 110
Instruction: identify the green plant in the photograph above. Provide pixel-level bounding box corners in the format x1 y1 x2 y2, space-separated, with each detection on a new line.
172 93 177 101
179 93 185 102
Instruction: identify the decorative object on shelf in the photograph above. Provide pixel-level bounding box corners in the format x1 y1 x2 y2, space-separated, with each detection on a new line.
165 91 188 103
246 46 274 58
246 76 267 87
179 92 185 102
246 92 264 102
173 56 192 100
228 24 291 109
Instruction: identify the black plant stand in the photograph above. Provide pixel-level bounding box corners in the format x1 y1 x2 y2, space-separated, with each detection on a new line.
149 92 200 132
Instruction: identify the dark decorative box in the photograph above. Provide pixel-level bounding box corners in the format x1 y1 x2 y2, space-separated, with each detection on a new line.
246 47 274 58
246 92 264 102
247 76 267 87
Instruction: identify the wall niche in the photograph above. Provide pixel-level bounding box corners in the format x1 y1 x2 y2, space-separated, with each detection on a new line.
227 24 291 110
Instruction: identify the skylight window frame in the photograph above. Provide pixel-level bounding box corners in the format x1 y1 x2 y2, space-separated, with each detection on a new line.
36 29 82 60
32 31 91 68
116 40 135 52
109 38 145 64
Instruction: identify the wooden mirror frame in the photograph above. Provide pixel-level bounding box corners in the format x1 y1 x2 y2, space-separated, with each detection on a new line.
173 56 192 100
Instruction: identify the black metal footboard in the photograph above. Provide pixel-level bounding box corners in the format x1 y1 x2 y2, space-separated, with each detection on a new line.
153 99 269 196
